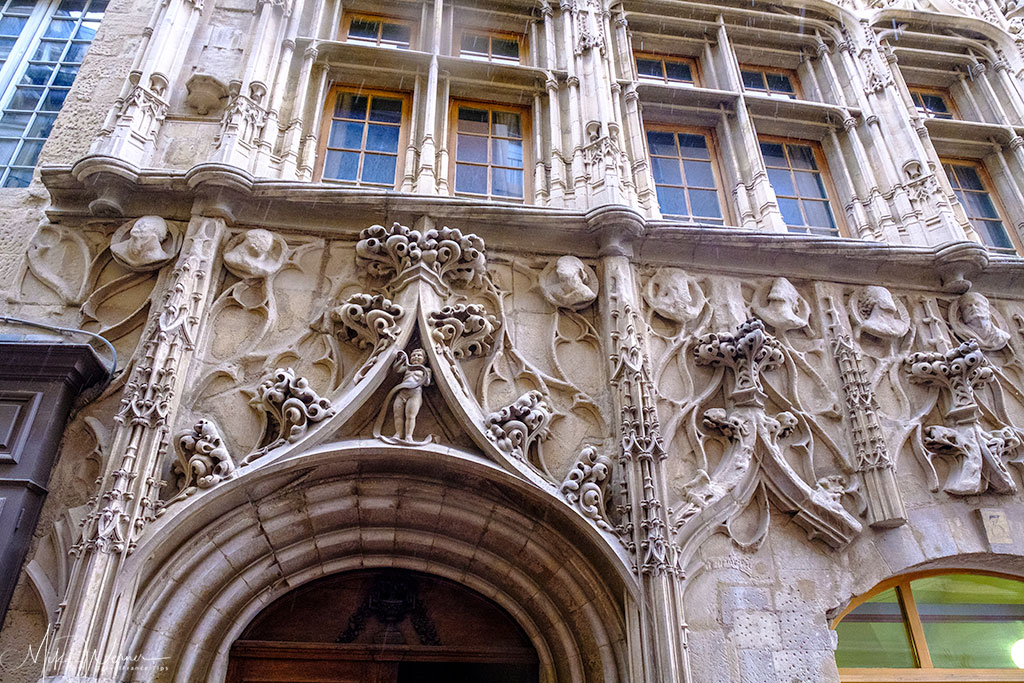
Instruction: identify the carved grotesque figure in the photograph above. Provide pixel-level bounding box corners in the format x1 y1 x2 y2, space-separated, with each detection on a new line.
110 216 177 271
223 228 286 279
540 255 598 310
375 348 433 444
855 285 909 341
643 267 704 323
753 277 809 332
951 291 1010 351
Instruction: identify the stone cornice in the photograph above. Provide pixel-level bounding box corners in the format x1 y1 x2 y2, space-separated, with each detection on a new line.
40 160 1024 297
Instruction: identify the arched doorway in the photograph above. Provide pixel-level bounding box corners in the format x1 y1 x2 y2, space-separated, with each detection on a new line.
226 567 540 682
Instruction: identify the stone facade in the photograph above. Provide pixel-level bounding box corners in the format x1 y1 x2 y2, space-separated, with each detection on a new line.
1 0 1024 681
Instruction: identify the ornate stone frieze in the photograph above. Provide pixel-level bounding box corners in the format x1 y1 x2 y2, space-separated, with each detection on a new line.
222 229 287 280
560 444 615 530
429 303 499 359
373 348 433 446
905 341 1022 495
355 222 487 289
681 318 863 549
164 419 234 506
484 390 553 465
539 255 598 310
244 367 335 463
849 285 910 344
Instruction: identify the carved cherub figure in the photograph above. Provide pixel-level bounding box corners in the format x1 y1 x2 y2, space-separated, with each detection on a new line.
951 291 1010 351
374 348 433 444
110 216 177 271
223 228 286 280
540 255 598 310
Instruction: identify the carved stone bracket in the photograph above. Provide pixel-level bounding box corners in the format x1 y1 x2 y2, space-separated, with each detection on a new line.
560 444 614 530
355 222 487 290
163 419 234 508
429 303 499 359
484 390 553 466
244 368 335 463
905 341 1022 495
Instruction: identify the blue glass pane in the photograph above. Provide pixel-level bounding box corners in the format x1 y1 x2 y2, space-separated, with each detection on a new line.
55 0 87 17
53 65 78 86
491 167 523 197
456 134 487 163
742 70 765 90
0 16 27 36
368 97 402 123
778 197 804 226
365 123 399 153
802 199 836 229
4 166 33 186
677 133 709 159
767 167 795 196
455 163 487 194
44 19 76 39
361 153 397 185
760 142 786 166
651 156 681 185
656 185 688 216
13 138 42 165
636 58 662 79
64 41 88 62
28 113 55 137
380 22 410 47
322 149 358 181
647 130 676 157
328 120 364 149
683 160 715 188
976 220 1014 251
788 144 817 170
32 41 66 62
0 138 17 164
0 112 29 136
39 88 68 111
7 87 43 110
665 61 692 83
689 189 722 219
491 138 522 168
21 63 54 85
794 170 827 199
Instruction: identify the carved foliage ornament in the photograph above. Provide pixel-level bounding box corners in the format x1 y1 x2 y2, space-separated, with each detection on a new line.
322 293 405 379
164 419 235 507
429 303 499 359
485 390 553 464
245 368 335 462
560 444 614 530
694 318 784 405
355 222 487 288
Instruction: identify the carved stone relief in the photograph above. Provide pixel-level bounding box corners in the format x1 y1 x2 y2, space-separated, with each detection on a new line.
561 444 615 530
244 367 335 463
164 418 234 506
485 390 554 473
949 291 1011 351
373 348 433 445
429 303 500 359
109 216 180 271
539 255 598 310
751 277 811 335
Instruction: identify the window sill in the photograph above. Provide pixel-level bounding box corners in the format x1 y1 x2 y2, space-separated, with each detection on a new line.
925 117 1015 157
745 93 861 137
438 55 547 90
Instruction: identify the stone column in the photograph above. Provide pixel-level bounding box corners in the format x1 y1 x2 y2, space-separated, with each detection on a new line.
43 214 226 682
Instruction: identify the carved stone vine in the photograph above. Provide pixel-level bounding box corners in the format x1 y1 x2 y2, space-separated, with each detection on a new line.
905 341 1022 495
560 444 615 530
682 318 862 549
244 367 335 463
321 293 404 378
163 419 234 507
484 390 553 468
429 303 499 359
355 222 487 289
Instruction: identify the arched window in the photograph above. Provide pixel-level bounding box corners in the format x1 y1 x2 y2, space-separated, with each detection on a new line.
832 571 1024 682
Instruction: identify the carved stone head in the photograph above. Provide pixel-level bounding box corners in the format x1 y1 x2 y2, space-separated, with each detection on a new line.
223 229 287 280
950 291 1009 351
110 216 179 271
643 268 705 323
753 277 809 332
540 255 598 310
853 285 909 341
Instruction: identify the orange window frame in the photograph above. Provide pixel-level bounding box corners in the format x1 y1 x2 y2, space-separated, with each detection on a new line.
740 64 802 99
644 122 731 225
314 86 411 189
758 134 847 237
447 99 532 203
634 52 701 87
941 157 1021 255
833 570 1024 682
341 13 416 49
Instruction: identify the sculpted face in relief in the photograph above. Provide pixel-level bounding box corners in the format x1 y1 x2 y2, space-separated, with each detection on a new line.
540 255 598 310
951 291 1010 351
110 216 178 271
223 228 287 280
854 285 910 341
753 277 809 332
643 267 705 323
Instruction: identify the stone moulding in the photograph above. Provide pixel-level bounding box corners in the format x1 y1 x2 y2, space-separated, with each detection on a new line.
355 222 487 289
244 367 335 463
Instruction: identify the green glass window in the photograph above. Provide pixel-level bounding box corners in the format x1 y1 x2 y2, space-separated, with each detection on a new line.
322 91 404 187
453 104 525 201
760 139 838 237
835 572 1024 679
647 129 723 224
943 161 1017 254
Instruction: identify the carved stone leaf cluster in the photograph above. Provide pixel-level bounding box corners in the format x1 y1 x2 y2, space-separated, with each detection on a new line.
560 444 615 530
355 222 487 288
484 390 553 463
246 367 335 461
166 419 235 504
694 318 784 404
429 303 500 359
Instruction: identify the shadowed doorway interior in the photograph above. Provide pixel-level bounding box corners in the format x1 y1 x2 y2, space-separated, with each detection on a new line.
226 569 540 683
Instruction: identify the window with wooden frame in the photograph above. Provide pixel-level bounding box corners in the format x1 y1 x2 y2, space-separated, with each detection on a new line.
833 571 1024 682
740 66 800 99
635 53 698 87
646 125 727 224
759 137 843 236
943 159 1019 255
909 87 957 120
342 13 412 49
458 29 522 65
450 101 529 202
316 87 408 188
